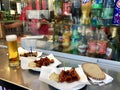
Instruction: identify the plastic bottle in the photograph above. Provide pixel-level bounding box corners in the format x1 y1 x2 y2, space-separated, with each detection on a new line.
87 26 97 57
112 0 120 25
106 35 116 60
96 26 108 56
70 25 79 54
53 0 62 16
80 0 92 25
62 25 71 50
58 25 63 52
62 0 72 16
71 0 81 24
102 0 114 26
90 0 103 26
77 25 87 55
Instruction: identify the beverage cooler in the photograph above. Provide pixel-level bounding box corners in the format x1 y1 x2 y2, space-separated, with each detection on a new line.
48 0 120 62
20 0 120 63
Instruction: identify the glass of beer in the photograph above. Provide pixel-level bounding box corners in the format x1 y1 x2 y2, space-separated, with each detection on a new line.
6 34 20 68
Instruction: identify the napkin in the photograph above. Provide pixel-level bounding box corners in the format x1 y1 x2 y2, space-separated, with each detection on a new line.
78 65 113 86
89 73 113 86
39 66 90 90
18 47 42 58
20 54 62 71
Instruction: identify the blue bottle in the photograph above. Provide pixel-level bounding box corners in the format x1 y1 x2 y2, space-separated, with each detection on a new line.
112 0 120 25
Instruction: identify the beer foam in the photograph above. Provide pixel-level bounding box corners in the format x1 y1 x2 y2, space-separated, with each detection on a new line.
6 35 17 41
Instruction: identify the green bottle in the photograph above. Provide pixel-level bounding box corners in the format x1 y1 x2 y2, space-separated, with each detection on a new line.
70 25 79 54
91 0 103 26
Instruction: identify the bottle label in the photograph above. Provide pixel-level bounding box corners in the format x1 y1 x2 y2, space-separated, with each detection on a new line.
62 2 72 15
70 38 79 48
102 8 114 19
78 44 87 53
87 41 97 53
112 0 120 25
106 47 112 57
42 0 47 10
62 34 70 48
116 0 120 8
96 41 107 54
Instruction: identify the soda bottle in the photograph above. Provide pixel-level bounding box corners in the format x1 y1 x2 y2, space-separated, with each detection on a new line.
80 0 92 25
53 24 60 51
53 0 62 16
77 25 87 55
71 0 81 24
90 0 103 26
102 0 114 26
96 26 108 57
62 0 72 16
112 0 120 25
70 25 79 54
62 25 71 49
58 25 63 52
41 0 48 10
87 26 97 57
106 34 116 60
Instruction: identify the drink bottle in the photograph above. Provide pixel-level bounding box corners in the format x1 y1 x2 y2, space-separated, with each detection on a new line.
112 0 120 25
80 0 92 25
102 0 114 26
70 25 79 54
58 25 63 52
62 0 72 16
87 26 97 57
90 0 103 26
41 0 48 10
77 25 87 55
96 26 108 56
53 0 62 16
71 0 81 24
113 27 120 61
62 25 71 48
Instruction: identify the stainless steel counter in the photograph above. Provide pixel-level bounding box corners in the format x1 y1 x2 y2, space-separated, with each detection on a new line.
0 40 120 90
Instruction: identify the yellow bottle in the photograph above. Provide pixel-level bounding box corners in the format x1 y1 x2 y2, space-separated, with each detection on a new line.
62 25 71 52
80 0 92 25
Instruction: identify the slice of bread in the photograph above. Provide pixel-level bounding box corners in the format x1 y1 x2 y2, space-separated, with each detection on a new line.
82 62 105 80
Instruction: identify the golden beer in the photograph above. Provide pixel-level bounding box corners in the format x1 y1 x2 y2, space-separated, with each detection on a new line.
6 35 19 67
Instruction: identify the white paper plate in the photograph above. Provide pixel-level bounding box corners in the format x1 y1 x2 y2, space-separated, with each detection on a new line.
20 54 62 72
18 47 42 58
39 66 90 90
